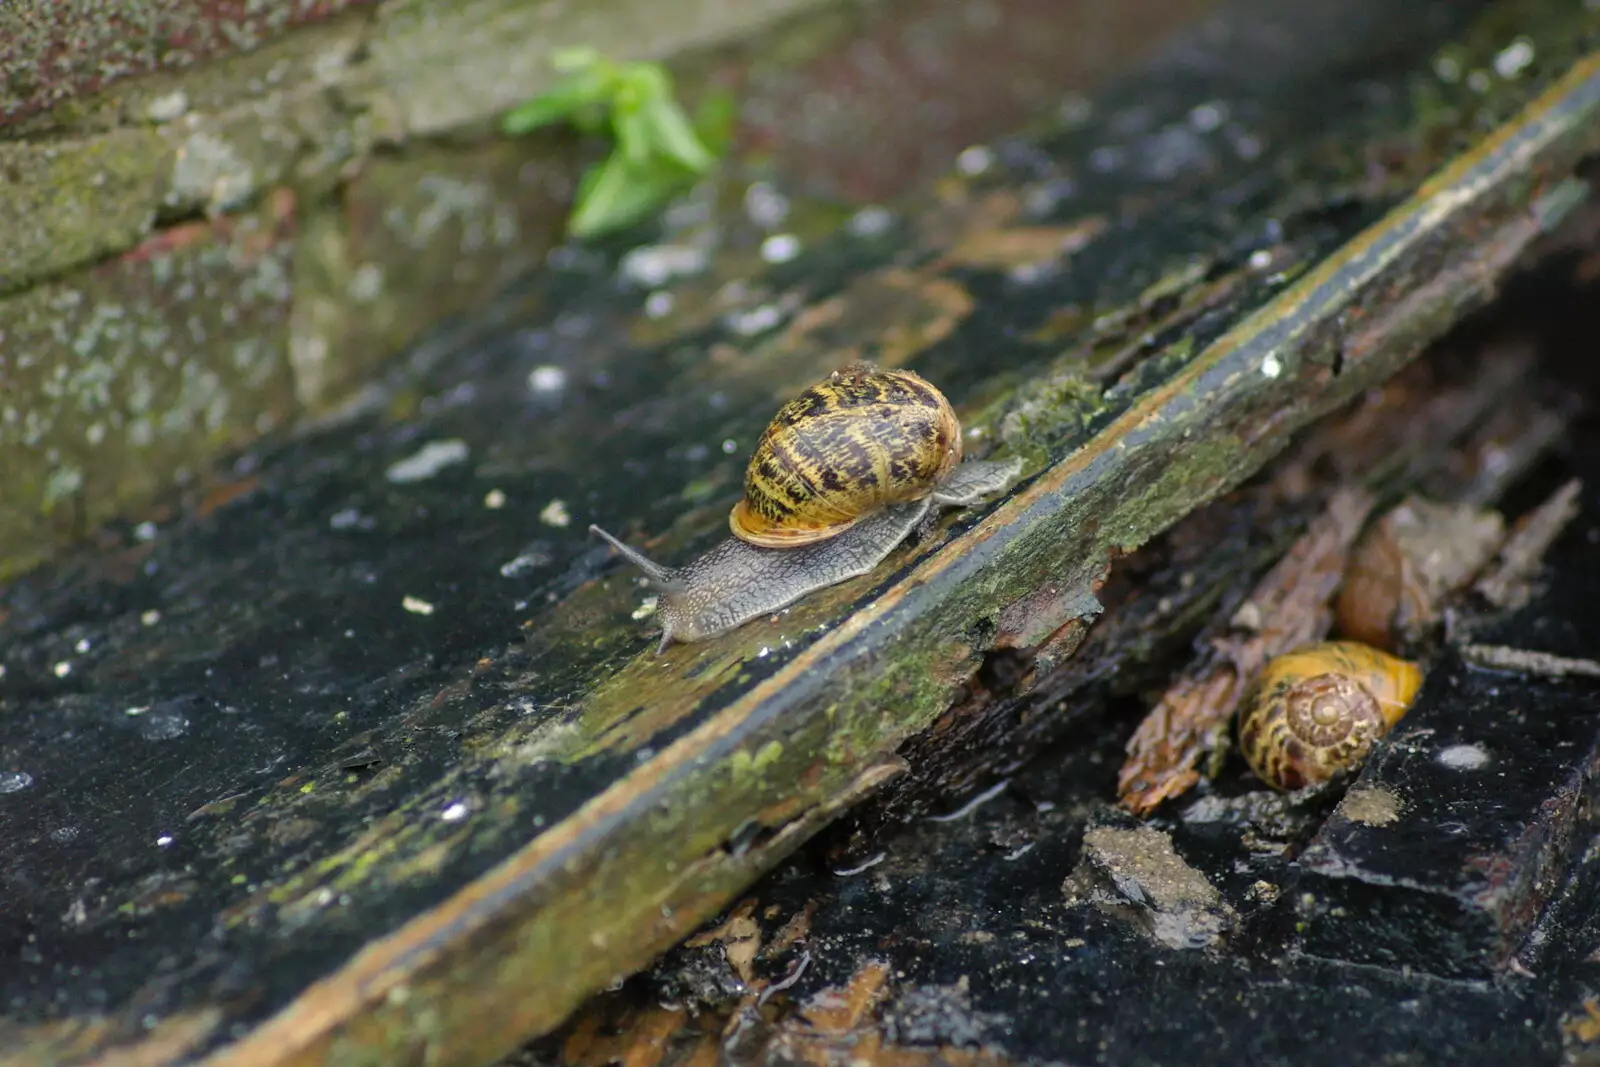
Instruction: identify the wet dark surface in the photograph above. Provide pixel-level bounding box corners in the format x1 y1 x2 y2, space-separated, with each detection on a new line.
535 325 1600 1065
1 0 1597 1061
1291 648 1600 980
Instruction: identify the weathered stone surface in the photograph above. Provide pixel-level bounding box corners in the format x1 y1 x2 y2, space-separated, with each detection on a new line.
0 128 170 292
0 191 299 577
288 137 573 408
0 0 377 127
0 19 370 296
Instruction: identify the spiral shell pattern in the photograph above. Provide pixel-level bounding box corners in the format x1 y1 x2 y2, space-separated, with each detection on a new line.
729 367 962 548
1237 641 1422 791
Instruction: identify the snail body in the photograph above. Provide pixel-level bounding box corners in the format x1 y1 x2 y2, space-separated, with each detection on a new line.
1236 641 1422 791
590 367 1021 652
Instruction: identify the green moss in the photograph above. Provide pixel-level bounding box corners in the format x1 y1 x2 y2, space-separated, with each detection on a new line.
993 370 1104 460
0 129 170 296
730 740 785 782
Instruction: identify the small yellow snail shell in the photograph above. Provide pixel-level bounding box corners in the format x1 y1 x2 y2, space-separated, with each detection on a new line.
729 366 961 547
1236 641 1423 791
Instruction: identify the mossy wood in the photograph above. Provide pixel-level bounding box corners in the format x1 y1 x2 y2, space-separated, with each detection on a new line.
2 2 1598 1065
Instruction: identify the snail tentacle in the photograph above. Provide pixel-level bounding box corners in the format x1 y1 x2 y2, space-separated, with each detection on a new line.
587 525 682 590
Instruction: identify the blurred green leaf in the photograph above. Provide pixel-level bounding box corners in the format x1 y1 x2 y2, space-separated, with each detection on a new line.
502 93 586 134
640 94 716 173
623 63 672 101
568 154 695 239
612 100 655 166
504 50 729 239
501 66 612 134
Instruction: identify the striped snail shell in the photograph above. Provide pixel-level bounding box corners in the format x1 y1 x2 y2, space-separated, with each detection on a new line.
1236 641 1423 791
730 367 962 547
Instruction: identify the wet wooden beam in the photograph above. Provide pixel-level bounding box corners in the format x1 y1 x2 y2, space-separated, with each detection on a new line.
2 2 1599 1065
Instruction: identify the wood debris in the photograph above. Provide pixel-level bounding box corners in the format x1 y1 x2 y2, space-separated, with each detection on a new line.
1117 488 1374 814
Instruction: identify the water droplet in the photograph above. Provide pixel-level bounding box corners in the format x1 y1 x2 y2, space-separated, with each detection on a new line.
743 181 791 229
328 506 366 530
1188 100 1229 132
527 365 567 394
0 771 35 794
956 146 994 176
499 544 553 578
847 206 894 238
760 234 801 264
1493 38 1535 80
139 705 191 741
618 244 707 288
726 304 784 337
1437 744 1491 771
644 291 675 319
385 439 470 484
539 499 571 528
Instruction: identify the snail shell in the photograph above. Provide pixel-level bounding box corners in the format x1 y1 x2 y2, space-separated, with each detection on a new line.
730 367 962 547
590 368 1021 652
1236 640 1422 791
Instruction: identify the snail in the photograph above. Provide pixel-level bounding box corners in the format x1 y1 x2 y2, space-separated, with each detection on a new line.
590 366 1023 653
1236 641 1423 791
